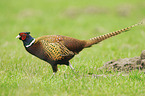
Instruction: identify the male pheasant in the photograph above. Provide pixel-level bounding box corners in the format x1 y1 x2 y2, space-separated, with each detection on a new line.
16 22 142 74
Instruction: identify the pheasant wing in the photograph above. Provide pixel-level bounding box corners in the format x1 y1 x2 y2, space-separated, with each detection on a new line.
41 40 74 61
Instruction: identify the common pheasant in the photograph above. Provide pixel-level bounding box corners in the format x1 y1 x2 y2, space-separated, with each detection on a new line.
16 22 142 74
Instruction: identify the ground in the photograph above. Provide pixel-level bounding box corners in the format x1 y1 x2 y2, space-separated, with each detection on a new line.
98 50 145 72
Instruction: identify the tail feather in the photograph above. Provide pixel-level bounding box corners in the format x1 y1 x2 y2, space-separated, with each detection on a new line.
84 22 143 48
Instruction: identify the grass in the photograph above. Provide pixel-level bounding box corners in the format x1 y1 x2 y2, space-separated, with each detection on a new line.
0 0 145 95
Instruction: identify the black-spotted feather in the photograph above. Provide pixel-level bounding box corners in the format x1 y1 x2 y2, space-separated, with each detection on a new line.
41 39 74 61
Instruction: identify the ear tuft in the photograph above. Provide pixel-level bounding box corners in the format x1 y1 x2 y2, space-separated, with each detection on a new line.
26 32 30 34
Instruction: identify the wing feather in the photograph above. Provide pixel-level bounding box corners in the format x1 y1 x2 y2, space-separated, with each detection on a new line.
41 39 74 61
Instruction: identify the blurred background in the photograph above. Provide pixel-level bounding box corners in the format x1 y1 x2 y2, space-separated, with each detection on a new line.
0 0 144 39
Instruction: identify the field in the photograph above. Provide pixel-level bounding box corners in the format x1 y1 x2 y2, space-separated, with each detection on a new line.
0 0 145 95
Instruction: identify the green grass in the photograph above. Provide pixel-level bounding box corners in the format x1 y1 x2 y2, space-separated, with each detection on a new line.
0 0 145 95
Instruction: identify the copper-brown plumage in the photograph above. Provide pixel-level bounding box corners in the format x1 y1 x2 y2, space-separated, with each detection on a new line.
16 22 142 74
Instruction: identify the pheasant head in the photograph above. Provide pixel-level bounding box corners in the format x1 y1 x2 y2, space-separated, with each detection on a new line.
16 32 35 48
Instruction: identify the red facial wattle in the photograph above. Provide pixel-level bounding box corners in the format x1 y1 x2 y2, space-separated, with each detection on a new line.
21 35 26 40
19 33 27 40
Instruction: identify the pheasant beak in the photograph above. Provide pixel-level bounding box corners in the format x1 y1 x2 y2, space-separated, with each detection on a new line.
16 35 21 39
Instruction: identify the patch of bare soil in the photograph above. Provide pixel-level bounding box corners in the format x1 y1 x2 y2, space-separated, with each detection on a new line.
98 50 145 72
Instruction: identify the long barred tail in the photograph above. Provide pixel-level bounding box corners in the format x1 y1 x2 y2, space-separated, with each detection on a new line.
84 22 143 48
